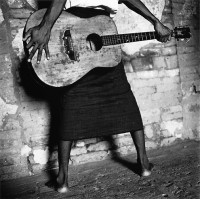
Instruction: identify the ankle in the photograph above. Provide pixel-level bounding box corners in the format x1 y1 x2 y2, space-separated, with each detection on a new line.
137 156 150 169
56 174 68 187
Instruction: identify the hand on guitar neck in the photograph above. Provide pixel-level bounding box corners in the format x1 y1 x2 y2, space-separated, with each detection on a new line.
153 19 171 43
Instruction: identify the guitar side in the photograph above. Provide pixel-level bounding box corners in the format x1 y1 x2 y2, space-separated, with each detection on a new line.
24 9 122 87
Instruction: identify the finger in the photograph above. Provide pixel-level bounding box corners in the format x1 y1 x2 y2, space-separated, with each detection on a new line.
28 44 38 62
44 45 50 60
164 37 169 43
23 28 32 41
26 40 34 49
37 45 44 63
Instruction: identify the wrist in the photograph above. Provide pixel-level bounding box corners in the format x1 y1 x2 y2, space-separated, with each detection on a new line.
40 19 53 30
150 16 160 26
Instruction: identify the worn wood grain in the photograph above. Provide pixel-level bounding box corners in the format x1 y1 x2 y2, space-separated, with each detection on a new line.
24 9 121 87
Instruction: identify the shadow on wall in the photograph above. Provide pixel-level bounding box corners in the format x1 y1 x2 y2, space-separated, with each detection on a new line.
19 42 62 171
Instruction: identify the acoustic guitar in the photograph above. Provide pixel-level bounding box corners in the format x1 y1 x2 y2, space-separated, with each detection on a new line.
24 9 191 87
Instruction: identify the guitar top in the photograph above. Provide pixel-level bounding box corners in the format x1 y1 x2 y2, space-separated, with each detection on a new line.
24 9 121 87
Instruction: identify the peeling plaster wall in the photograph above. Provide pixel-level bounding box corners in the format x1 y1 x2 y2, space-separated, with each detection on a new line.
0 0 199 180
172 0 200 139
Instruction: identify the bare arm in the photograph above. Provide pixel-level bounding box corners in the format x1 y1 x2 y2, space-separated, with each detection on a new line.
23 0 67 63
119 0 171 42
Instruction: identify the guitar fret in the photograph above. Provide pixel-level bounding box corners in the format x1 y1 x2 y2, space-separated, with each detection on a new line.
102 31 157 46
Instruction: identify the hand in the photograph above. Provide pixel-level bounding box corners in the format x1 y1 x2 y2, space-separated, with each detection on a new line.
154 20 171 43
23 24 51 63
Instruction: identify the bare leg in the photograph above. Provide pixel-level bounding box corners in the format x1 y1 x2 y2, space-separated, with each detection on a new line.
57 140 72 193
130 130 151 176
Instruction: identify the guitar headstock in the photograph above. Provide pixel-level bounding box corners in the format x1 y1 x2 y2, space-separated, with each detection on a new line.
173 26 191 41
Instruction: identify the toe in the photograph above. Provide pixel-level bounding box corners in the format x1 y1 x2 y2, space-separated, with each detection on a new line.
57 186 69 194
141 169 151 177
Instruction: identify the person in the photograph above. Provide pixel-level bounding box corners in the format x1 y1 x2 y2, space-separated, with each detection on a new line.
23 0 171 194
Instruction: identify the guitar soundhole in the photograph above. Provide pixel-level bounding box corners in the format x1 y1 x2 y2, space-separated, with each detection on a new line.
86 33 103 51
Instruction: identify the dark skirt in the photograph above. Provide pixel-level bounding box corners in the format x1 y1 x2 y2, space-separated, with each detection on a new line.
59 62 143 140
59 63 143 140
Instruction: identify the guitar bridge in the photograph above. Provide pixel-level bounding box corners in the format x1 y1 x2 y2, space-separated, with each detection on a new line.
63 29 77 61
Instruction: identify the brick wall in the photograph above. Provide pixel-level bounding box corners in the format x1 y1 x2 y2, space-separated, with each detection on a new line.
0 0 199 180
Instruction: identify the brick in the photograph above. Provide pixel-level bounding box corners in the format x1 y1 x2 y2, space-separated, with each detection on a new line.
71 151 108 165
160 76 180 85
124 61 134 73
158 69 180 77
29 135 49 147
81 138 99 145
161 105 183 121
128 75 180 91
141 109 161 125
9 19 27 28
0 118 21 132
128 76 162 89
133 86 156 97
160 137 177 146
137 89 182 111
0 129 21 140
152 55 178 70
130 57 153 71
0 86 17 103
114 135 133 147
177 46 196 54
0 139 19 150
0 42 9 55
75 141 85 147
71 146 87 156
156 82 181 93
9 9 33 19
145 141 158 149
144 125 154 139
116 145 136 155
0 27 8 43
161 46 177 56
160 119 183 137
113 132 130 138
87 141 110 152
161 130 172 138
152 90 182 108
7 0 24 8
32 148 49 165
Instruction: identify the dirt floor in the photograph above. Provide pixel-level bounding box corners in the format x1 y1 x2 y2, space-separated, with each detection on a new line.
1 140 200 199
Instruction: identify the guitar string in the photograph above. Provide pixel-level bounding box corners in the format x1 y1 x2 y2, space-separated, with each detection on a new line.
102 32 157 46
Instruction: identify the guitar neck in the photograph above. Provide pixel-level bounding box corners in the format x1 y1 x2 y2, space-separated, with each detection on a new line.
101 31 159 46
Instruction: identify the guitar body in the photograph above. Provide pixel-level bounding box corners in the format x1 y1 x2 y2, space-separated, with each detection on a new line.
25 9 121 87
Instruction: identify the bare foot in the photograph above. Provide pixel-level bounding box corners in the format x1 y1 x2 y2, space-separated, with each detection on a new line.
137 157 153 177
57 185 69 194
141 168 151 177
56 176 69 194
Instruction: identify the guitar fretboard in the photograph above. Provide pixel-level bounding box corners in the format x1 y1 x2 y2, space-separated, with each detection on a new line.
102 31 158 46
